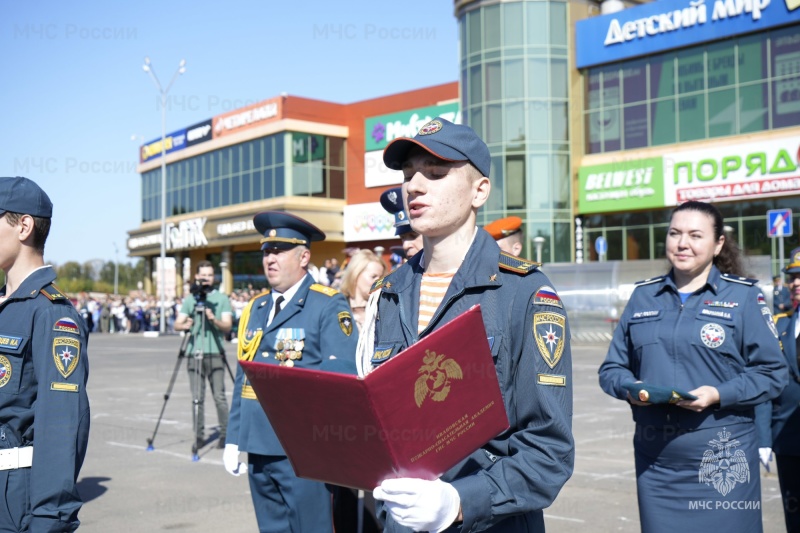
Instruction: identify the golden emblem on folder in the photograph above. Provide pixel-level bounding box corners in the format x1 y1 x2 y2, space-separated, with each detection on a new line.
414 350 463 407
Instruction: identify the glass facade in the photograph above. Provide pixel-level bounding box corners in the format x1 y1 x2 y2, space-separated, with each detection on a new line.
458 0 572 262
582 197 800 273
585 25 800 154
141 132 346 223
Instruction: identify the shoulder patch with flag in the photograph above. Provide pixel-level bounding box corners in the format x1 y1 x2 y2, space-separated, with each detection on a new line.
54 317 80 335
533 286 563 308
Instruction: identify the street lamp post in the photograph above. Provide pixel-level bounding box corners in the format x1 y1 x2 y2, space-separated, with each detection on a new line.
113 242 119 295
142 57 186 334
533 236 546 264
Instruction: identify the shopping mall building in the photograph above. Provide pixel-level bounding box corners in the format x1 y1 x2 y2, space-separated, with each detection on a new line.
129 0 800 296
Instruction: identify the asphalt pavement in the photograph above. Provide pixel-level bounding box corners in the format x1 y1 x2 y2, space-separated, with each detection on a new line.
77 334 786 532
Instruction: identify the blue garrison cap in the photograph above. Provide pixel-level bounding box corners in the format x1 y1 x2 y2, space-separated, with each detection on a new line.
253 211 325 250
379 187 412 236
382 117 491 178
0 177 53 218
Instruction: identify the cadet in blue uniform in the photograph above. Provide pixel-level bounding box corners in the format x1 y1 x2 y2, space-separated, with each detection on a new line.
774 274 792 314
757 248 800 532
599 201 787 533
0 177 90 531
223 211 358 532
380 186 423 260
363 118 574 532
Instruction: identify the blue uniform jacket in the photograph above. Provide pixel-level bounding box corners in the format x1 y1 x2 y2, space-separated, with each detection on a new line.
599 266 787 431
755 309 800 455
371 230 574 533
228 274 358 456
0 266 90 531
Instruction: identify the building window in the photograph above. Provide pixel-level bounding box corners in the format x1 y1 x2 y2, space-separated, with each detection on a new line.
584 24 800 154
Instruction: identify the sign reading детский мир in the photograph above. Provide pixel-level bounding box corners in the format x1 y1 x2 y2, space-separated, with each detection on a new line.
575 0 800 68
578 136 800 214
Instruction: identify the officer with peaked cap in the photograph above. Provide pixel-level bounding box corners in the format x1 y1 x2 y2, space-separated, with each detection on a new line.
483 216 524 257
380 186 423 260
0 177 89 530
757 246 800 531
224 210 358 532
361 118 574 532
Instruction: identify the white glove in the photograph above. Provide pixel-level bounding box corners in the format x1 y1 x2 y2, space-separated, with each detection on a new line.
223 443 248 476
373 478 460 533
759 447 773 472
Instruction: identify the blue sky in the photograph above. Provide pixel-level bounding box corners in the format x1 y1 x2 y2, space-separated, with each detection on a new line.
1 1 458 265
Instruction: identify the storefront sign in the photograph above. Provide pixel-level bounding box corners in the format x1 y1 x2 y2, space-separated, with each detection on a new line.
216 218 256 236
292 133 326 163
212 97 282 138
576 0 800 68
140 129 187 163
343 202 396 242
364 103 460 152
578 157 665 214
578 135 800 213
665 138 800 203
166 217 208 250
185 119 213 147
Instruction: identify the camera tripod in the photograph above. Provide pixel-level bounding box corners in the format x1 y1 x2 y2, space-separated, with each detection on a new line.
146 302 235 460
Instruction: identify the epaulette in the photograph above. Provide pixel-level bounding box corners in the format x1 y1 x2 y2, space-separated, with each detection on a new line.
39 283 67 302
774 309 794 323
721 273 758 286
498 252 539 275
370 277 386 294
310 284 340 297
634 276 665 287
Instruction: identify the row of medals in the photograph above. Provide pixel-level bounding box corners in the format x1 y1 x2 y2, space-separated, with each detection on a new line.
274 339 305 367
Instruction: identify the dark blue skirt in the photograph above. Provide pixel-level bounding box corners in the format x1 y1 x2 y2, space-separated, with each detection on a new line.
634 422 761 533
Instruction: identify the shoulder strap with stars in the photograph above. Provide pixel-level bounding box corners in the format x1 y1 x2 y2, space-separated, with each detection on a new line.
40 283 68 302
720 273 758 286
498 252 539 275
633 276 665 287
310 284 340 297
370 277 386 294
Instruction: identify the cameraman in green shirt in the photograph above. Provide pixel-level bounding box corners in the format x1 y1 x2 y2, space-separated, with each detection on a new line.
174 260 233 450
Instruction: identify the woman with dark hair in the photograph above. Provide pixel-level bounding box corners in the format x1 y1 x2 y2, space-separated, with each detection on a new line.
598 200 787 532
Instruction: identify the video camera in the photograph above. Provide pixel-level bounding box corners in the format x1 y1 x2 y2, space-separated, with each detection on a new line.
189 279 214 308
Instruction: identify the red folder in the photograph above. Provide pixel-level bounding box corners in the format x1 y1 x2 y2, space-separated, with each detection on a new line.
240 305 510 491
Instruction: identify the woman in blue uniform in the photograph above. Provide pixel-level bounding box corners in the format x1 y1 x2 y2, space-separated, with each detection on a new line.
599 201 787 532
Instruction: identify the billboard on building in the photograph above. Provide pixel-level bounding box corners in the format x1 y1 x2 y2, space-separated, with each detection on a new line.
579 135 800 213
185 119 213 147
212 97 282 138
576 0 800 68
140 129 187 163
363 103 460 188
343 202 396 242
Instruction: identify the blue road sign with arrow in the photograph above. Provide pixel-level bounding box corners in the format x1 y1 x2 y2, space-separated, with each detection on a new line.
767 209 793 237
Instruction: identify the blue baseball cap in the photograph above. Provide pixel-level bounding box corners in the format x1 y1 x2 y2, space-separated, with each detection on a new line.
379 187 413 236
382 118 491 178
253 211 325 251
0 177 53 218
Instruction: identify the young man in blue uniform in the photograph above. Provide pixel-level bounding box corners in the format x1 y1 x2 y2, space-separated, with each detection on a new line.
224 211 358 532
758 248 800 532
362 118 574 532
0 177 90 531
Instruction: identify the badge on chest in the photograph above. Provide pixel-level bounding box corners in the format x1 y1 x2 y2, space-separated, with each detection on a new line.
273 328 306 367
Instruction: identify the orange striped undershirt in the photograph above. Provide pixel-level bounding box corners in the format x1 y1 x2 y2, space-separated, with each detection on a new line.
418 270 457 333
